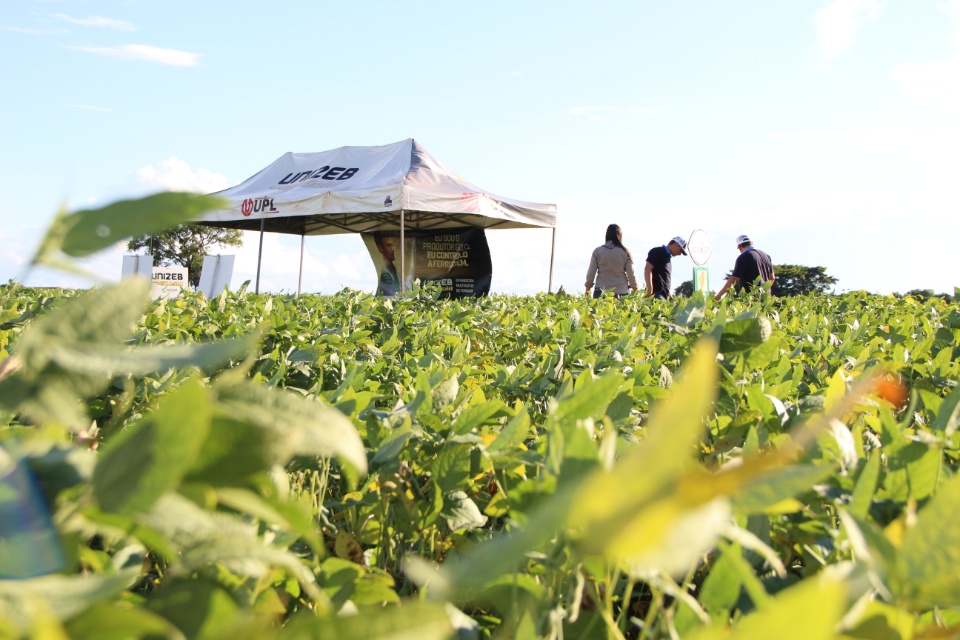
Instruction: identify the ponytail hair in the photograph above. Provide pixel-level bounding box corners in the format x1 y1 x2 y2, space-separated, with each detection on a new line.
605 224 632 261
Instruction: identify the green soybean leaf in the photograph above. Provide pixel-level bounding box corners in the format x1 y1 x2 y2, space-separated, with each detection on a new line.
568 338 719 558
849 453 881 520
699 548 743 618
894 473 960 607
433 376 459 411
719 316 772 355
931 385 960 436
433 444 472 494
486 410 531 458
442 491 488 531
211 379 368 476
883 442 940 502
731 464 836 516
44 336 258 380
675 293 706 328
136 494 323 601
15 279 150 373
372 425 413 465
687 576 846 640
0 568 139 632
557 420 601 486
452 400 510 435
351 571 401 607
93 377 212 515
145 579 249 640
36 192 227 260
280 599 453 640
0 279 152 427
552 374 622 423
213 487 322 552
65 602 186 640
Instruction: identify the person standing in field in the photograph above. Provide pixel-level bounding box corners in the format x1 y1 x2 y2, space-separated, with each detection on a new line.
585 224 638 298
715 234 775 300
644 236 688 299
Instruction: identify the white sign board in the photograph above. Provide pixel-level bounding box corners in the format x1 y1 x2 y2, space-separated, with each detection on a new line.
198 255 235 298
151 267 189 300
687 229 713 266
121 255 153 279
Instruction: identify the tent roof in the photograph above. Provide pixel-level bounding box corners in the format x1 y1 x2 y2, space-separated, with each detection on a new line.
198 139 557 236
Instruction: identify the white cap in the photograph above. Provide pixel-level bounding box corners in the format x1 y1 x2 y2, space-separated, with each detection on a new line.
671 236 688 255
736 234 751 245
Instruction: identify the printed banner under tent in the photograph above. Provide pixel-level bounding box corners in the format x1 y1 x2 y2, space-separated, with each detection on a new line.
362 227 492 298
196 139 557 295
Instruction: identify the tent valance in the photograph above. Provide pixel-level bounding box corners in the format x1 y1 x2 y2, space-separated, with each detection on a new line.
199 138 556 234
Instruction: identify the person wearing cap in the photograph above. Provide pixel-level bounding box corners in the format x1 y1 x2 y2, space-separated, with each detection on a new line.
644 237 688 300
715 234 775 300
585 223 639 298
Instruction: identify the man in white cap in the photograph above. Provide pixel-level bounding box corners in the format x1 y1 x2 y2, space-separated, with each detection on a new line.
644 236 688 299
715 234 775 300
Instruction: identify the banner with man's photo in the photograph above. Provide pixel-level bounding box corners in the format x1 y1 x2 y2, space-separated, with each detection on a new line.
361 227 492 298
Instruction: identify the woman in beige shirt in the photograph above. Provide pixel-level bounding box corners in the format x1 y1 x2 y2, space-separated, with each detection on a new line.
585 224 638 298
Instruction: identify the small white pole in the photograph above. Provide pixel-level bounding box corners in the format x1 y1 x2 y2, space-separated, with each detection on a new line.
548 227 556 293
255 217 265 294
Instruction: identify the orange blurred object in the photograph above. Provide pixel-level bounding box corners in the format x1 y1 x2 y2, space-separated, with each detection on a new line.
874 373 909 410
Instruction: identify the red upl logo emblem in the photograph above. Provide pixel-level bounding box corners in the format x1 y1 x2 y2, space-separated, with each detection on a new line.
241 199 254 216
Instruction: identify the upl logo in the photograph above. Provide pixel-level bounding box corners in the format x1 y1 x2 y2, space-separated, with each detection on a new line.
241 198 278 217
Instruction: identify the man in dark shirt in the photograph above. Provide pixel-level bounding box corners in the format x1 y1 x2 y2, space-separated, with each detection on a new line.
715 234 775 300
644 236 688 299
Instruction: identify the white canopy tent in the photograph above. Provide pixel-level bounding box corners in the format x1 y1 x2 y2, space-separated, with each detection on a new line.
198 139 558 294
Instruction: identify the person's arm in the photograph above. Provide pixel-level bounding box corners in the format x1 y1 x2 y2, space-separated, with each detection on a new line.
643 261 654 297
715 275 739 301
625 256 638 293
585 252 598 296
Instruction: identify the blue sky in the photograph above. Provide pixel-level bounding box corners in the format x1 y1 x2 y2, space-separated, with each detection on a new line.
2 0 958 295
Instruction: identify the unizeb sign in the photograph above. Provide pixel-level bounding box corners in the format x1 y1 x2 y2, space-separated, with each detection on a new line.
151 266 188 300
278 166 360 184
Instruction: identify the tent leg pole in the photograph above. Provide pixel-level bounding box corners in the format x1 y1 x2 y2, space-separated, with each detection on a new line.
400 211 406 294
255 218 265 294
297 234 304 297
548 227 556 293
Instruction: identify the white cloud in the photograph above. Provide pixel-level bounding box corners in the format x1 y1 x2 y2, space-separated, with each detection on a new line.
67 104 114 113
137 158 230 194
891 1 960 111
69 44 201 67
1 26 48 35
52 13 135 31
815 0 880 61
569 106 661 122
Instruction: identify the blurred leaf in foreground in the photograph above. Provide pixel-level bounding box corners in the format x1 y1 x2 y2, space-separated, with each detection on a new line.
93 377 211 515
31 193 227 277
687 575 846 640
894 472 960 608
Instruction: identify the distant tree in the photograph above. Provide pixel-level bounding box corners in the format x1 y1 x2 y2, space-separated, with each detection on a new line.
674 280 694 298
770 265 837 296
128 225 243 287
901 289 953 302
